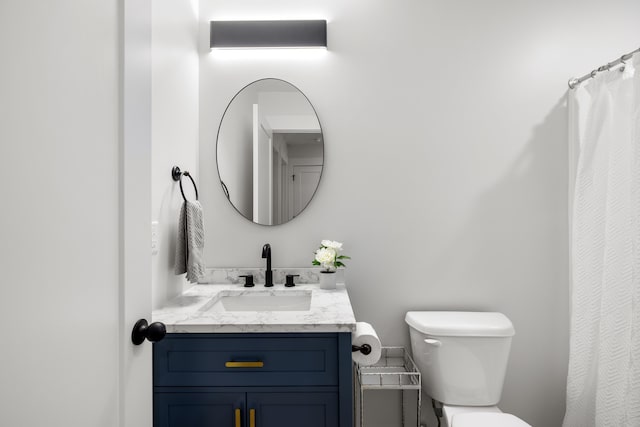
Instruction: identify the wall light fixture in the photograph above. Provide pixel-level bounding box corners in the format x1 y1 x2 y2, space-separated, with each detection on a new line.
210 20 327 49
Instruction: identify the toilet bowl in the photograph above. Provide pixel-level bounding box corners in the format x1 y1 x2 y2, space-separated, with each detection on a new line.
405 311 531 427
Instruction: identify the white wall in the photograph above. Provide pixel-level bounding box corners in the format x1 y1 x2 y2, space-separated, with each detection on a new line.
0 1 121 425
197 1 640 425
260 90 320 131
151 0 199 309
217 84 256 218
288 142 323 160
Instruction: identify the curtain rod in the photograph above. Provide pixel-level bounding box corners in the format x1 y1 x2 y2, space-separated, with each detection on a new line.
568 47 640 89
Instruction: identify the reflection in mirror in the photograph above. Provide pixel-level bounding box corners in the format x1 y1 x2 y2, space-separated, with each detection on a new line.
216 79 324 226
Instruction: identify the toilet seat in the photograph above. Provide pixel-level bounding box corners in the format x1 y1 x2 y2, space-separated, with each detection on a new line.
452 412 531 427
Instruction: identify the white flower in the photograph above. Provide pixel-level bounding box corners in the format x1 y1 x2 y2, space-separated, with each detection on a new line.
312 239 349 271
321 240 343 251
315 247 337 269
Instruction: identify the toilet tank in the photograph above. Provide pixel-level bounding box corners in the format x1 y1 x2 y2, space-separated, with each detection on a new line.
405 311 515 406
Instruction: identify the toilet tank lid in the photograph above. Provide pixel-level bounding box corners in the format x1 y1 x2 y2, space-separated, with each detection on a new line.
405 311 515 337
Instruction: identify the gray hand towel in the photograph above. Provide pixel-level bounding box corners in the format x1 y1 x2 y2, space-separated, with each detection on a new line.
174 200 205 283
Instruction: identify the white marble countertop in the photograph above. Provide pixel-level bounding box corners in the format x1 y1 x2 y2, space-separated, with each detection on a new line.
152 284 357 333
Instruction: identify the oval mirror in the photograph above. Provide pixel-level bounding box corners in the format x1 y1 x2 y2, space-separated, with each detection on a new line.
216 79 324 226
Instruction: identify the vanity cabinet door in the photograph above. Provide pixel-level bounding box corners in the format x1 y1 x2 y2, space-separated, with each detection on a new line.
154 392 244 427
247 392 338 427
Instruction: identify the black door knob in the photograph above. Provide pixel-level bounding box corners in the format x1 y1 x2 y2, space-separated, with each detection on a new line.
131 319 166 345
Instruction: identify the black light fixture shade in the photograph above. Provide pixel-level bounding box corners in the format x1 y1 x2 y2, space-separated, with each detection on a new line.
210 20 327 49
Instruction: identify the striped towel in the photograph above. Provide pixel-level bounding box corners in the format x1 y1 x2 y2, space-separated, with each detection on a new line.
174 200 205 283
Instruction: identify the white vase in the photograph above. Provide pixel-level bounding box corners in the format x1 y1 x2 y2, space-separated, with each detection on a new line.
319 271 337 289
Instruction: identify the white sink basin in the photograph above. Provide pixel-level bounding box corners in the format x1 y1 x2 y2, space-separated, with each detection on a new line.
200 290 312 312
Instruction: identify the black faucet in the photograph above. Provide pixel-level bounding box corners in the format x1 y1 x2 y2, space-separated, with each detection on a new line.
261 243 273 287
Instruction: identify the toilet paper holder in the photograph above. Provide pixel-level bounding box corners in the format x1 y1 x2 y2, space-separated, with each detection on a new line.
352 344 372 355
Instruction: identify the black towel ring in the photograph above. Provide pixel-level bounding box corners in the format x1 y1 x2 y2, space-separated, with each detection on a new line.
171 166 199 202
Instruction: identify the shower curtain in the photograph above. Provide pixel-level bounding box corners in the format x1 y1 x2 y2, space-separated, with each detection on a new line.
564 56 640 427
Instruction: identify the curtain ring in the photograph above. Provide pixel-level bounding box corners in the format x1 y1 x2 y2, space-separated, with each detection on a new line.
619 54 628 72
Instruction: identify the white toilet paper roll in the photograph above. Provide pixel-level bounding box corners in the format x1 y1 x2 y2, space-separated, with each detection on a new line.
352 322 382 366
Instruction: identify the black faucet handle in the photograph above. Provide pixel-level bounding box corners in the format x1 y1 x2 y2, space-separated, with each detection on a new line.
285 274 300 287
239 274 255 287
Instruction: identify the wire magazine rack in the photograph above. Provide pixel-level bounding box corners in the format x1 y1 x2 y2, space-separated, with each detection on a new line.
355 347 421 427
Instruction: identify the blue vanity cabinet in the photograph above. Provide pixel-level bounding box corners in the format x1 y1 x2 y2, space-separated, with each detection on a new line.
153 332 352 427
154 392 244 427
247 392 338 427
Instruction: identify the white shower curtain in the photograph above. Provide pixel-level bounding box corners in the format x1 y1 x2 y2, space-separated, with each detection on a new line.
564 56 640 427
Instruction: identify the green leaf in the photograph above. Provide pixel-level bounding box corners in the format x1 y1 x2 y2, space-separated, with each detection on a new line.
312 260 321 266
337 255 351 260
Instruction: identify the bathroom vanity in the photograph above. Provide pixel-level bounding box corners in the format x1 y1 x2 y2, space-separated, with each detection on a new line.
152 284 356 427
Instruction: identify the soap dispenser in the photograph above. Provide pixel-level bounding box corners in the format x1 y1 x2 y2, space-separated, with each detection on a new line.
285 274 299 287
239 274 255 287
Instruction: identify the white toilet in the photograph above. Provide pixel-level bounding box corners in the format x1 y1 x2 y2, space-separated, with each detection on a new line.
405 311 531 427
